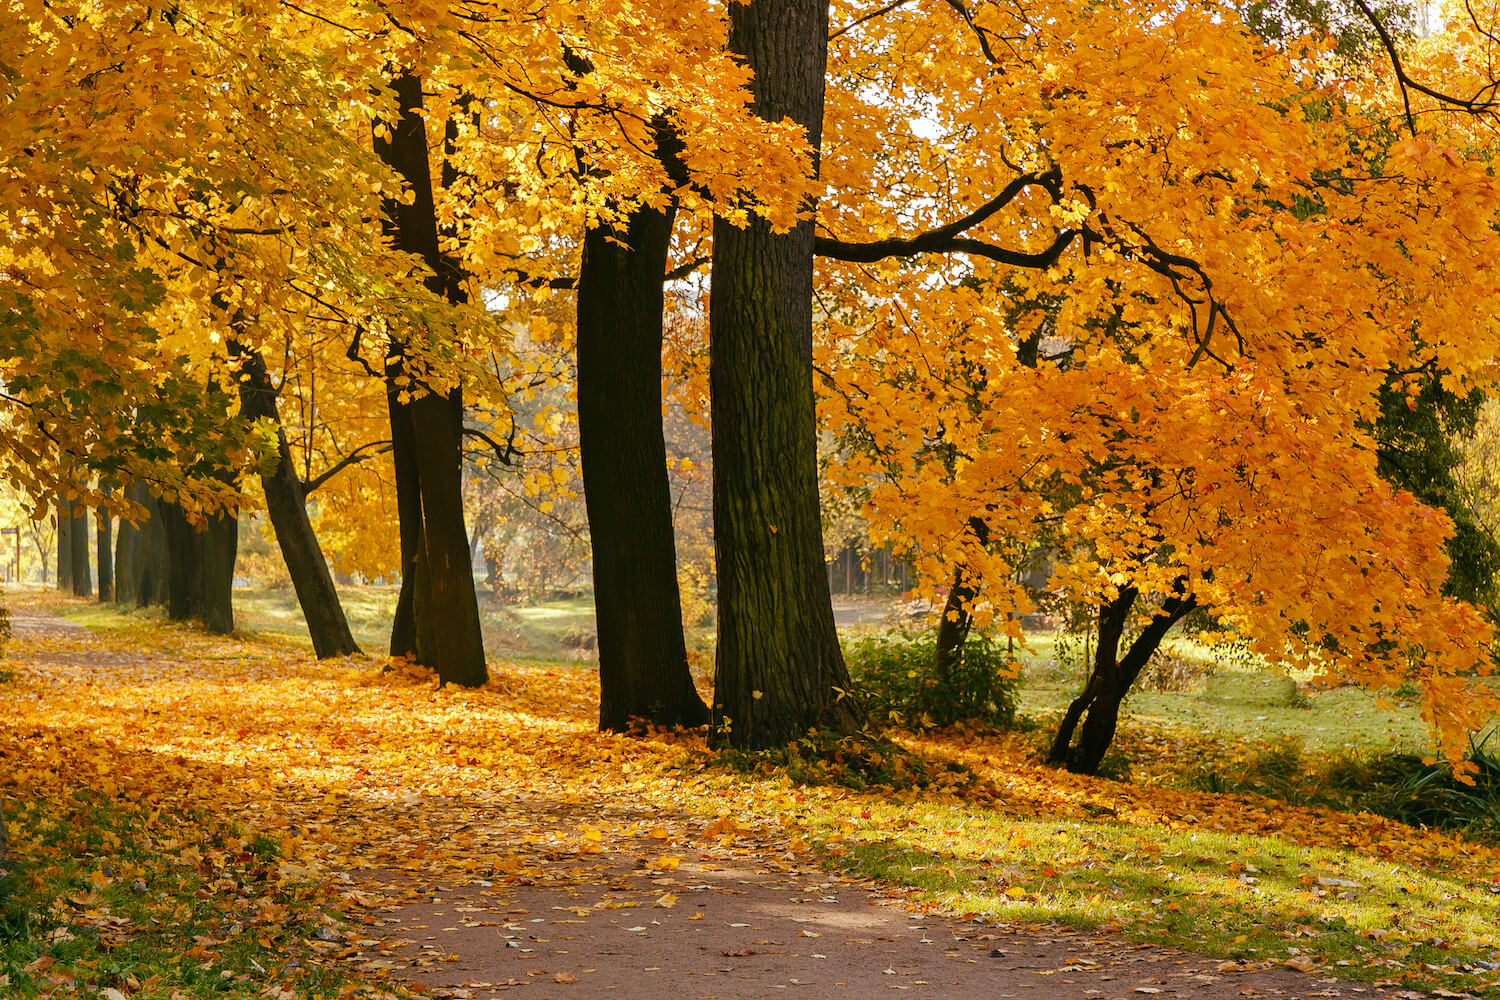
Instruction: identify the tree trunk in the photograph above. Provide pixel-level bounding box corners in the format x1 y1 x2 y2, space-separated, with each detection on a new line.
114 502 139 606
69 498 90 597
374 72 486 687
708 0 864 748
57 496 72 592
934 518 991 684
133 485 169 608
1047 581 1196 774
579 199 710 731
410 386 486 684
232 340 361 658
160 498 237 634
96 507 113 602
387 367 425 660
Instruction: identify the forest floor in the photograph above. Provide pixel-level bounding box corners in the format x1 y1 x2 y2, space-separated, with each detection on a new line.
3 591 1495 999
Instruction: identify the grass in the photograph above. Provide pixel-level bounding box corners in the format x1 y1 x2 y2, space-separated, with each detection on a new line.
1016 635 1434 757
78 585 604 665
0 789 352 1000
816 810 1500 987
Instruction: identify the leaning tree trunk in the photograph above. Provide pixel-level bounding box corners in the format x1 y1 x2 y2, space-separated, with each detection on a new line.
934 517 991 687
708 0 865 748
160 498 237 634
374 72 487 687
580 201 710 731
96 507 113 602
1048 580 1196 774
231 340 361 658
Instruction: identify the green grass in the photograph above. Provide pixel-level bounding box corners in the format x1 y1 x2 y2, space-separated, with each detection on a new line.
0 789 352 1000
798 794 1500 995
125 585 605 664
1015 635 1433 757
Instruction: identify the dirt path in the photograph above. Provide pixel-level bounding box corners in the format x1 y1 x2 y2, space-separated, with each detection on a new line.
326 798 1430 1000
347 852 1414 1000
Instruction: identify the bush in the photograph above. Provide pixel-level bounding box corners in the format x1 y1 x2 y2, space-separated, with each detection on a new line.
842 627 1021 729
1331 734 1500 838
1190 733 1500 841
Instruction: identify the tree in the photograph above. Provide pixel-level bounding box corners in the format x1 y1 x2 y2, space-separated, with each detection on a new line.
69 494 90 599
231 339 361 658
811 0 1500 772
160 497 236 635
96 506 113 602
56 497 72 593
708 0 865 748
373 72 487 687
579 180 710 730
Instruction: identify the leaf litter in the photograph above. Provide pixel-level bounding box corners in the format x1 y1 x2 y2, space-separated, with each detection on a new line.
2 593 1498 997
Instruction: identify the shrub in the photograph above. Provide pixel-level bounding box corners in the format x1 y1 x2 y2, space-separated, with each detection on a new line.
1190 732 1500 841
842 627 1021 729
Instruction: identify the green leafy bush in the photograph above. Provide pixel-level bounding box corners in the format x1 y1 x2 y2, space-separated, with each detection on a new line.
842 627 1020 728
1190 733 1500 841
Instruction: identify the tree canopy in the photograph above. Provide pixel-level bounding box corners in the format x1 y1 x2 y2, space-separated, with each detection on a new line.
3 0 1500 763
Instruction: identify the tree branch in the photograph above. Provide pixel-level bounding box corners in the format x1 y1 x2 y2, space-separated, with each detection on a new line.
302 440 393 494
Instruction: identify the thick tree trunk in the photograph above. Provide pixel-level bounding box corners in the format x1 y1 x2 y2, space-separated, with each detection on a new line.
57 497 72 592
579 201 710 731
374 72 487 687
709 0 864 748
1048 582 1196 774
160 498 237 634
386 378 426 661
96 508 113 602
134 485 169 608
114 502 139 606
232 341 361 658
410 386 486 684
69 498 90 598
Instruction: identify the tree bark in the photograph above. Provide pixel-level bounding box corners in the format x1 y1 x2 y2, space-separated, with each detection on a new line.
579 198 710 731
232 340 361 658
1047 581 1196 774
386 375 428 661
133 484 169 608
708 0 864 748
374 72 487 687
69 497 90 597
57 496 72 592
114 501 139 606
934 518 992 685
96 507 113 602
160 498 237 634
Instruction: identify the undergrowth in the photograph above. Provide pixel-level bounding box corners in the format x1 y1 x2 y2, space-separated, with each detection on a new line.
1191 733 1500 840
842 627 1021 729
